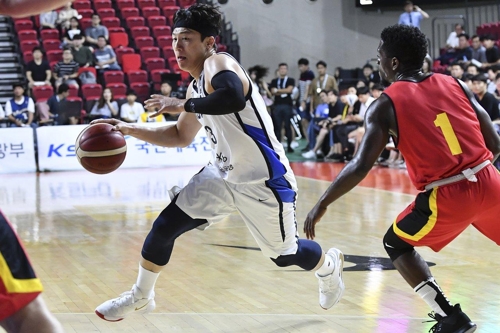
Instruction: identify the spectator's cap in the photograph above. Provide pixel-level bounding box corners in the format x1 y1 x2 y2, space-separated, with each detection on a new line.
356 86 370 96
472 74 488 83
13 83 25 90
126 90 137 96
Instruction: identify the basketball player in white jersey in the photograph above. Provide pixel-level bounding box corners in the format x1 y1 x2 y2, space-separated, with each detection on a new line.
93 3 345 321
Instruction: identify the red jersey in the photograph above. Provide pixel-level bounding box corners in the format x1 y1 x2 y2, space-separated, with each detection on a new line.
383 73 493 190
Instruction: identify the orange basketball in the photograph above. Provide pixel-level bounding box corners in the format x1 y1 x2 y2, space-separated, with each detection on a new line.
75 123 127 174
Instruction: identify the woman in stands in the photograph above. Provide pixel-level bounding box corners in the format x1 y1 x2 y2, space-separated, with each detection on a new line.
62 17 82 47
90 88 119 119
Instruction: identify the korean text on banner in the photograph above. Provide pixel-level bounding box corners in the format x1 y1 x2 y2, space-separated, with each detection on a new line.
0 127 36 174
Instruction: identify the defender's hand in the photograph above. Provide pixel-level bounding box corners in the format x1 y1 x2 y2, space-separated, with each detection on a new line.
304 204 327 240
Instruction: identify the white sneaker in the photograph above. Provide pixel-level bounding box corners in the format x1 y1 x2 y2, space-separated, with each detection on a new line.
290 141 299 149
302 150 316 159
95 284 156 321
316 248 345 310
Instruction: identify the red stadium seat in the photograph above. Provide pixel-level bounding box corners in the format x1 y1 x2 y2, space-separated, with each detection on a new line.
106 83 127 97
130 26 150 39
121 54 142 72
68 85 79 97
104 70 125 84
73 0 91 10
23 51 34 64
115 47 135 64
151 68 171 90
108 27 126 34
94 0 112 9
178 0 195 8
162 46 175 59
102 17 120 28
145 57 165 71
167 56 177 70
147 16 166 28
140 46 160 61
80 18 93 30
152 25 171 38
78 8 95 19
134 36 154 50
117 0 135 10
15 19 34 32
32 85 54 101
18 30 37 42
127 70 148 83
158 0 176 7
157 35 173 49
126 16 146 29
40 29 60 40
130 82 150 101
82 84 103 99
78 67 97 78
20 40 39 53
121 7 139 19
42 39 60 51
162 5 179 23
97 8 115 19
47 50 63 62
137 0 156 9
109 33 129 48
142 6 161 19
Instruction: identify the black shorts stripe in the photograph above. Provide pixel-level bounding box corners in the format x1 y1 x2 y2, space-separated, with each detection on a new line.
396 189 434 236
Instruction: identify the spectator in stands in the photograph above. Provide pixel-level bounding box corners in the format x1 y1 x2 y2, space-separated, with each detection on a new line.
270 63 295 152
361 64 380 88
85 14 109 48
46 83 71 124
302 89 344 159
53 48 80 89
0 103 5 123
398 1 429 30
71 34 93 68
471 34 487 64
26 46 51 89
296 58 314 138
370 83 384 99
481 34 500 68
494 73 500 100
248 65 273 111
90 88 118 119
472 74 500 122
39 10 58 30
308 60 337 117
5 84 36 128
466 63 480 75
94 36 121 73
440 33 472 65
57 2 79 31
139 106 166 123
120 90 144 123
422 56 432 74
450 62 465 80
445 24 464 49
463 73 475 92
62 17 82 47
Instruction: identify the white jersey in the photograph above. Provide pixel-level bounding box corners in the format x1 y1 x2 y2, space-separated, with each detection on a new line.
190 53 297 198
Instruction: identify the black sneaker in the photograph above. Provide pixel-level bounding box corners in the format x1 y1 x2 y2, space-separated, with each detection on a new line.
427 304 477 333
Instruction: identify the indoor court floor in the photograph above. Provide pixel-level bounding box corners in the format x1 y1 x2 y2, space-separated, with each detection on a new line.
1 162 499 333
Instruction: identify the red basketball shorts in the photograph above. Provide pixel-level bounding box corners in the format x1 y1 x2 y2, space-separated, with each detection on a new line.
0 210 43 321
392 164 500 252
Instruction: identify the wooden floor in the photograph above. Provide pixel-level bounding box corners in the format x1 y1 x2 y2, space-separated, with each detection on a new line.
1 163 499 332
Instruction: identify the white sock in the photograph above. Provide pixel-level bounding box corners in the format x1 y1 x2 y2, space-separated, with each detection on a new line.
414 277 453 317
135 264 160 299
316 253 335 276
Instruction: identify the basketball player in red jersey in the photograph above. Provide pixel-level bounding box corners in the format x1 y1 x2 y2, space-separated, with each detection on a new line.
0 210 63 333
304 24 500 333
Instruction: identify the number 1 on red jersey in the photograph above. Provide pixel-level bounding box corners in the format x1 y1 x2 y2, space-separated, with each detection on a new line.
434 112 463 156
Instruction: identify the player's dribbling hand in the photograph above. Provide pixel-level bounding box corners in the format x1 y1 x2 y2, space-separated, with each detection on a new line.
304 204 327 240
90 119 133 135
144 94 185 117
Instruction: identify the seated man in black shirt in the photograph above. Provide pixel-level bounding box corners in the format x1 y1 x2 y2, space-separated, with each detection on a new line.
481 34 500 68
46 83 71 124
472 74 499 122
26 47 51 89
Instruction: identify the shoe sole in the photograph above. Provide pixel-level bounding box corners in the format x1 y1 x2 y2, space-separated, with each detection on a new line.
457 323 477 333
95 310 123 322
320 248 345 310
94 299 156 322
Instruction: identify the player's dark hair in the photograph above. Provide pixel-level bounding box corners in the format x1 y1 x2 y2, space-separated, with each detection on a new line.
380 25 428 71
173 3 222 41
58 83 69 94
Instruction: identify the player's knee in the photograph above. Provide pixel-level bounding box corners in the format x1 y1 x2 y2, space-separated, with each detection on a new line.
383 228 414 262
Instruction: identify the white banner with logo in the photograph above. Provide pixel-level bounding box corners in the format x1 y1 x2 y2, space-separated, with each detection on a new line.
37 122 212 172
0 127 37 174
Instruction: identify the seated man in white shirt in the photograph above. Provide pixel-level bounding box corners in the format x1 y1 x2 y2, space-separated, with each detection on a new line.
120 90 144 123
446 24 464 50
